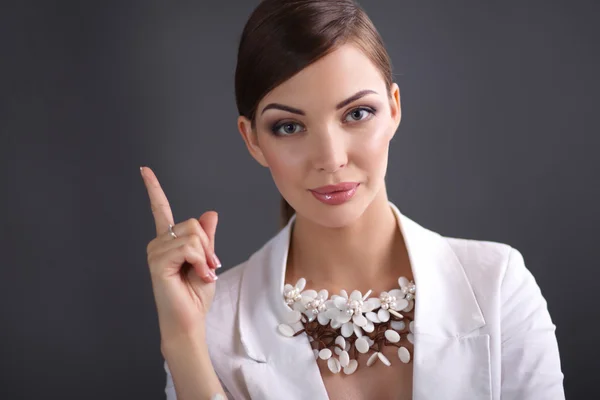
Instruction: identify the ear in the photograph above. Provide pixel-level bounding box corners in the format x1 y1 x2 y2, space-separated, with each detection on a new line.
389 83 401 133
238 115 269 167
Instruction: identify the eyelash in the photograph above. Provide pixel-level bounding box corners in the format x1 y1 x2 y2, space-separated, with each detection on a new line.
270 106 378 137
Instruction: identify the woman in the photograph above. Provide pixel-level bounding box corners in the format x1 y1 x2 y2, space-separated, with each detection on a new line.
140 0 565 399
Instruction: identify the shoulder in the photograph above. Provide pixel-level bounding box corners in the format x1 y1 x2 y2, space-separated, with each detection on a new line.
440 238 564 396
442 235 551 330
445 236 512 277
442 235 535 299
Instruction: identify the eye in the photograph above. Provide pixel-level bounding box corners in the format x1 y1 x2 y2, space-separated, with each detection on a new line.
271 121 304 136
344 106 377 123
270 106 377 137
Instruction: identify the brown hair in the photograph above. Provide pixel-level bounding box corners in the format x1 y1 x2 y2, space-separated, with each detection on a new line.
234 0 395 228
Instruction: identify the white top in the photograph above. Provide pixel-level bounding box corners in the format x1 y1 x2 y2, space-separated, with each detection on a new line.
164 202 565 399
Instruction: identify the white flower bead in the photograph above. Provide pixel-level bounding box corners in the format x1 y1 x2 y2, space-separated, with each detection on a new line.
366 311 380 323
391 320 406 331
398 276 409 289
398 346 411 363
277 324 295 337
319 348 332 360
327 357 341 373
393 298 409 311
378 352 392 367
355 336 370 353
296 278 307 291
341 322 354 338
366 352 380 367
339 351 350 367
384 329 400 343
317 313 330 325
353 314 368 327
378 308 390 322
343 359 358 375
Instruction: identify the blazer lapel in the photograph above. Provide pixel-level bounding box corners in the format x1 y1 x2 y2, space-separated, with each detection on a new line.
236 202 490 400
237 213 329 400
390 203 491 400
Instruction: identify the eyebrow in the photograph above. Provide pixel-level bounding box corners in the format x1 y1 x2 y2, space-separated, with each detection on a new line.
260 89 378 116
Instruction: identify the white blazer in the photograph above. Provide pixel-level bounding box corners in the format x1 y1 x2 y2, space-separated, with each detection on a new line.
164 202 565 399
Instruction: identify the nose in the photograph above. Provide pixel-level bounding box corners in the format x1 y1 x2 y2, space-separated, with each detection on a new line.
310 127 348 173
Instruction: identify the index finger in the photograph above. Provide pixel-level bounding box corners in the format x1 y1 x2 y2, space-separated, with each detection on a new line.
140 166 175 236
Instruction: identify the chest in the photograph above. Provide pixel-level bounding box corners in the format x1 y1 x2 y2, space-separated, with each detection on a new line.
318 345 414 400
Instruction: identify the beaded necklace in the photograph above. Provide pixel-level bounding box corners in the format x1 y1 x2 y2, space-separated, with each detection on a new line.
277 276 416 374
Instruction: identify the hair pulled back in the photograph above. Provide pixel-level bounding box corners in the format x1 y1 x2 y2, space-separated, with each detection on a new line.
235 0 394 228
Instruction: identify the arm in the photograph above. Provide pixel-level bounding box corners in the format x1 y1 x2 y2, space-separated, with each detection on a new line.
161 333 228 400
500 247 565 399
140 167 229 399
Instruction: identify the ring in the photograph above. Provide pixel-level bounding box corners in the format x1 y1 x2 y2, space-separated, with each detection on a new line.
168 224 178 239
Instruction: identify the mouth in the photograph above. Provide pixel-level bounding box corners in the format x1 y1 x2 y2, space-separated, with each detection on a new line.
308 182 360 205
310 182 360 194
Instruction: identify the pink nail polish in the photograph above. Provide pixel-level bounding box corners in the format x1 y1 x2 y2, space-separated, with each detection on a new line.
212 254 222 269
205 269 218 282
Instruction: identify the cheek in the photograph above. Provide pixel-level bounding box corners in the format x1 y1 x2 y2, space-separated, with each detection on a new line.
261 140 305 183
351 121 392 169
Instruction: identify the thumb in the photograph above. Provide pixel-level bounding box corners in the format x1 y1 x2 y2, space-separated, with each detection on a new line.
198 210 219 252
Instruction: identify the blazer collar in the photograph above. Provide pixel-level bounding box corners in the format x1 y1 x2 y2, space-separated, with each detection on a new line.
237 202 485 395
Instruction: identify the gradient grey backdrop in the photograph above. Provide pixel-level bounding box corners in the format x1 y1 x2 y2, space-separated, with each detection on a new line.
1 1 598 398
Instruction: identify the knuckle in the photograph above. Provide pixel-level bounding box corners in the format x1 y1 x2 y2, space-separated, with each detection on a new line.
150 202 170 213
182 243 195 254
183 243 205 262
185 218 203 235
186 217 198 225
189 234 202 248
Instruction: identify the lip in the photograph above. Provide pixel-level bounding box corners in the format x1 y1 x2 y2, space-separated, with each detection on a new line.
310 182 360 194
309 182 360 206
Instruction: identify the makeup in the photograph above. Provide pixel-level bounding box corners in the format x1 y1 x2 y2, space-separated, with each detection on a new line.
309 182 359 205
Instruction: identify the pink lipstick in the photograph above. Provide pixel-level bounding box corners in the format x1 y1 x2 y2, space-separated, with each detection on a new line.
309 182 360 206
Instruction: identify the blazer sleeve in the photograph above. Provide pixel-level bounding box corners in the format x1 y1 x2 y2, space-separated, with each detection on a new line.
499 247 565 399
163 360 235 400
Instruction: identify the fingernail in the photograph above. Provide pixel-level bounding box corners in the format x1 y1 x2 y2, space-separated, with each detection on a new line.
205 269 218 282
139 166 144 177
212 254 222 269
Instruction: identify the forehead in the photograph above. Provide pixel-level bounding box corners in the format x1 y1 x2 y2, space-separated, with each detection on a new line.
257 43 386 112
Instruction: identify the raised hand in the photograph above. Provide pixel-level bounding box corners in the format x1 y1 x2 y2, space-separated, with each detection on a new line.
140 166 221 341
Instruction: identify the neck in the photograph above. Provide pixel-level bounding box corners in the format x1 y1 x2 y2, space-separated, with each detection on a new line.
287 191 409 294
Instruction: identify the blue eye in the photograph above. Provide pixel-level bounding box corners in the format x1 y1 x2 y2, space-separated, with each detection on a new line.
271 122 303 136
344 107 376 123
270 106 377 137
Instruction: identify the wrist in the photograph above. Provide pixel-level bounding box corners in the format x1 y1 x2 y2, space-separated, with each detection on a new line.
160 334 224 399
155 318 208 346
160 330 208 357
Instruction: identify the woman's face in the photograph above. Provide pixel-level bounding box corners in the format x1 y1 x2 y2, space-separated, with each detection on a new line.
238 43 401 228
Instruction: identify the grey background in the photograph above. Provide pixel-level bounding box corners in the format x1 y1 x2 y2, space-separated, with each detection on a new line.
1 0 598 398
